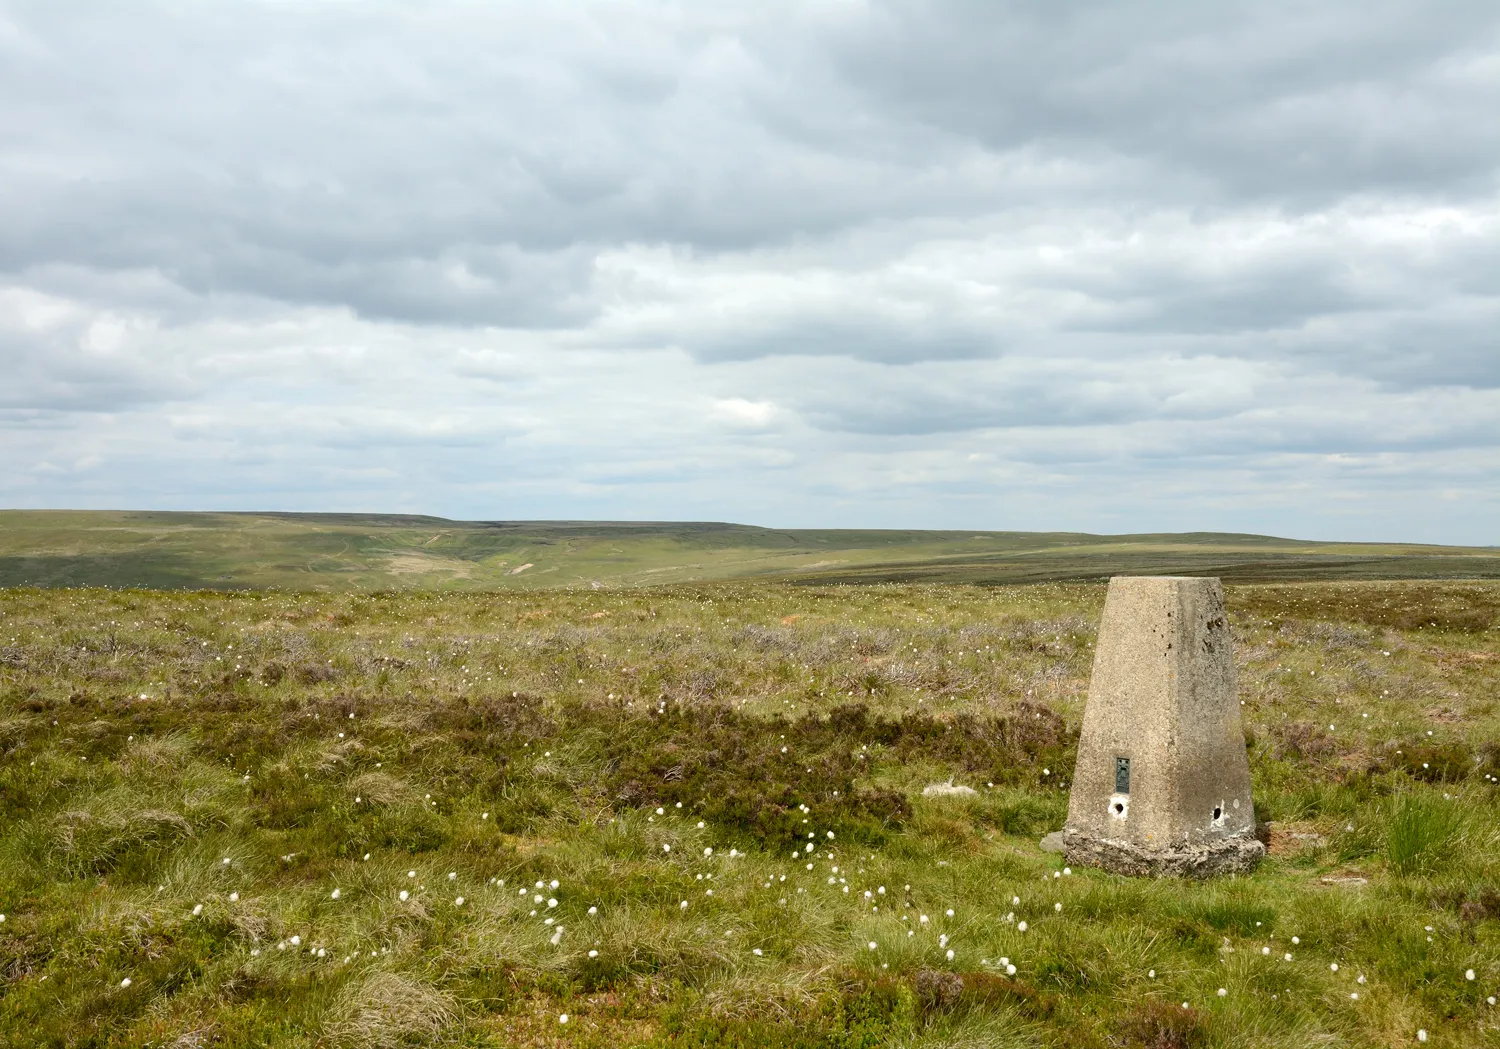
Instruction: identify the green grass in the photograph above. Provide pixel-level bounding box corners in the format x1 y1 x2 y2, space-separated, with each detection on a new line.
3 510 1498 591
1 580 1498 1046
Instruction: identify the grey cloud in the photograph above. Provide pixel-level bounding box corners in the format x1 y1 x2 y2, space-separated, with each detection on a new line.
777 358 1258 437
1050 247 1372 336
831 1 1500 206
0 297 190 412
680 317 1002 365
2 1 1497 337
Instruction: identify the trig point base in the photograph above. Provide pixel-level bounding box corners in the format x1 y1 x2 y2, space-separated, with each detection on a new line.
1062 576 1264 877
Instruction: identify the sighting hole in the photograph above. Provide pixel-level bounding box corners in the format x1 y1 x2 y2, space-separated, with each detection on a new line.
1212 806 1222 820
1113 803 1124 814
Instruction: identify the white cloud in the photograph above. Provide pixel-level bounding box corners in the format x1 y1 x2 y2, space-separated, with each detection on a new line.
712 398 779 428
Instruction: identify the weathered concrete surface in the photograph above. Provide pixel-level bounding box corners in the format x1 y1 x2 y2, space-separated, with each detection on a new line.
1062 576 1264 877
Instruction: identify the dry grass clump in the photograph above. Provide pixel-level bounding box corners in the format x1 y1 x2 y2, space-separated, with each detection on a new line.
324 971 457 1047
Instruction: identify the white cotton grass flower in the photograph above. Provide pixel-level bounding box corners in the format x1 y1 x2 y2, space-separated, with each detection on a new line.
680 900 688 910
589 949 599 958
1418 1031 1427 1043
588 906 598 915
290 935 301 946
408 870 416 879
547 899 558 908
399 890 409 902
229 892 239 903
946 949 955 961
1217 988 1227 998
1466 968 1476 981
120 977 132 987
448 872 457 881
559 1014 569 1025
330 889 340 900
1006 963 1016 975
868 941 878 951
192 904 203 916
1054 903 1062 912
455 896 465 906
1017 921 1028 932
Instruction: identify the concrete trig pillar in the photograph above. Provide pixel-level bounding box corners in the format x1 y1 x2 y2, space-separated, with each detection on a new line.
1062 576 1264 876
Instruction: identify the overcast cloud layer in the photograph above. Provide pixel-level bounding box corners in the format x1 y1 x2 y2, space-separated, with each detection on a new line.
2 1 1497 543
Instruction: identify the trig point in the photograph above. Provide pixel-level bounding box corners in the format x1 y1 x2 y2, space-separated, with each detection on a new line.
1062 576 1264 876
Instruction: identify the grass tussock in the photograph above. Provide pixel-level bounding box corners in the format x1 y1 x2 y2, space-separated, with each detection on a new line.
1384 793 1469 878
325 971 457 1048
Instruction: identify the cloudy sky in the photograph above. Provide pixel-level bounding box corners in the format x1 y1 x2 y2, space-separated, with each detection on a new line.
2 1 1497 542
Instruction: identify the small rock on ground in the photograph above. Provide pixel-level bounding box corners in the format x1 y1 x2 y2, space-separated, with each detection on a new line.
1039 831 1066 853
922 780 978 798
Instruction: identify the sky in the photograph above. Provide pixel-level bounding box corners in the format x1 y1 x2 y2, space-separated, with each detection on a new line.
1 1 1497 544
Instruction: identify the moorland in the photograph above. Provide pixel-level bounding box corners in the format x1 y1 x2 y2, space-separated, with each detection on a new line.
2 510 1498 591
0 578 1497 1046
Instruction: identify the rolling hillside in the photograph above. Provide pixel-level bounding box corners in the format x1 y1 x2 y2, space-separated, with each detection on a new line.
0 510 1495 591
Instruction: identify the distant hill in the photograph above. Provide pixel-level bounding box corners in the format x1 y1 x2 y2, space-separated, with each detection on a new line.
0 510 1495 591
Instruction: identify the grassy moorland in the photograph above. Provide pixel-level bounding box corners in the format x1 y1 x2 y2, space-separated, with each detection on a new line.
3 510 1498 591
0 580 1497 1047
